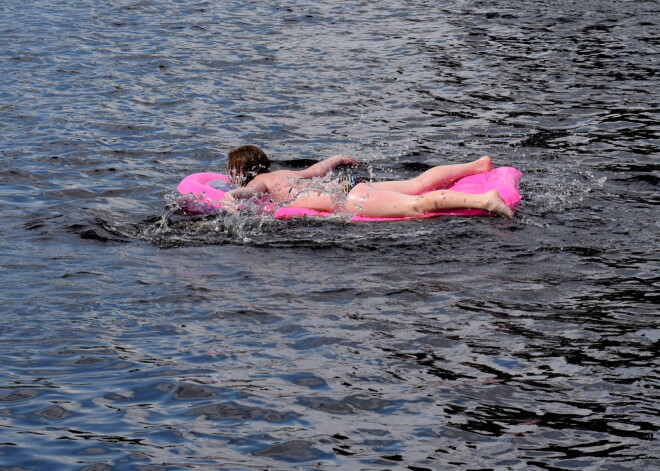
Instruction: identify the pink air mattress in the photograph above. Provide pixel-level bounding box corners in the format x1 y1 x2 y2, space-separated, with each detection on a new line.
177 167 522 221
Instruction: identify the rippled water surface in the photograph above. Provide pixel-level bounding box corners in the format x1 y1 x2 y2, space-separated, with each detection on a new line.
1 0 658 469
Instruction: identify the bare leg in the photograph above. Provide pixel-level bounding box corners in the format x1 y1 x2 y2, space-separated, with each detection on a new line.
371 156 493 195
419 189 514 218
347 184 513 218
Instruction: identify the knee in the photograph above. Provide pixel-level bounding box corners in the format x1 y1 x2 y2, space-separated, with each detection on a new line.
409 196 428 216
410 176 432 194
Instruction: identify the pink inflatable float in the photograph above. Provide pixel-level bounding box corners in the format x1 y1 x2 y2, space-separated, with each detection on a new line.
177 167 522 221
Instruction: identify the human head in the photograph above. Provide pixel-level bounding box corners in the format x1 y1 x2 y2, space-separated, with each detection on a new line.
227 145 271 186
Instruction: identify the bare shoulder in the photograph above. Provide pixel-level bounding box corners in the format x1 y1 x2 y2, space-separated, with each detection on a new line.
249 171 292 191
268 170 299 178
256 170 298 183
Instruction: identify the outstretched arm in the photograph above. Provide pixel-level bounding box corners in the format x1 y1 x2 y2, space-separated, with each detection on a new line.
296 155 359 179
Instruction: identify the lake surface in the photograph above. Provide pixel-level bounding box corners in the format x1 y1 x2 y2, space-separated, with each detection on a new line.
1 0 658 469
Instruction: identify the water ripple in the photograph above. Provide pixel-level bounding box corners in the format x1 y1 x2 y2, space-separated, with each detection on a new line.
1 0 658 469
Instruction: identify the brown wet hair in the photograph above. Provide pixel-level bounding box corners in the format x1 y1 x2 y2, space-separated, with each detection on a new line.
227 145 271 186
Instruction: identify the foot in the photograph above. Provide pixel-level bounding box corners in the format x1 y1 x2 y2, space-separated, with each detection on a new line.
473 156 494 174
482 190 514 218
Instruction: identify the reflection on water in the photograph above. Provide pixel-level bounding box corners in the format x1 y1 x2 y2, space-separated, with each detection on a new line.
1 0 658 469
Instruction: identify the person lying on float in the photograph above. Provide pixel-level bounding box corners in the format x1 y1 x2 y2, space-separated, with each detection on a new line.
221 145 514 219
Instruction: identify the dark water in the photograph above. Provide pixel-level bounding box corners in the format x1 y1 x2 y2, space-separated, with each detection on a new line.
1 0 658 469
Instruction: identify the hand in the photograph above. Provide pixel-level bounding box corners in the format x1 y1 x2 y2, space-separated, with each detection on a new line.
221 191 240 213
332 155 359 166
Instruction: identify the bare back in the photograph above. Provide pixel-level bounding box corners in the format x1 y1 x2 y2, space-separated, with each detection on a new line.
250 171 344 212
